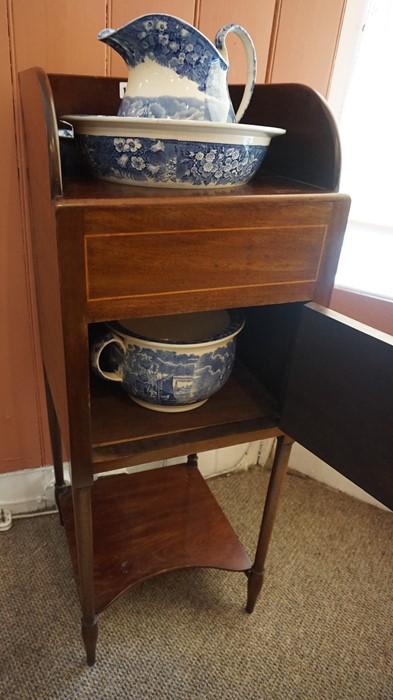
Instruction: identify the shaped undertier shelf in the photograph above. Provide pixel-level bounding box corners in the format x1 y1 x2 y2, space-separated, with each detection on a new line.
59 464 252 613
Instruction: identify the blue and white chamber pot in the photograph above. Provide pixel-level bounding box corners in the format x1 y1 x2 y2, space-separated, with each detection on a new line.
91 309 245 412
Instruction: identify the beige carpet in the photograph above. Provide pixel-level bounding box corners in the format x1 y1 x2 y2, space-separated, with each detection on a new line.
1 467 392 699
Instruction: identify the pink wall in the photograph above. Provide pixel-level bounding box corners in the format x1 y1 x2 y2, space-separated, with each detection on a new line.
0 0 44 471
268 0 346 95
331 289 393 337
1 0 347 473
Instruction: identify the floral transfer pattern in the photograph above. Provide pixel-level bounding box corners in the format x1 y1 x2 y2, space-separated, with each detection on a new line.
117 95 234 122
98 14 228 92
118 96 206 120
77 134 267 188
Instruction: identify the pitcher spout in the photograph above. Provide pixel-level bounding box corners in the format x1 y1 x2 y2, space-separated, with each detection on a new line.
97 27 139 68
97 14 256 123
98 15 227 85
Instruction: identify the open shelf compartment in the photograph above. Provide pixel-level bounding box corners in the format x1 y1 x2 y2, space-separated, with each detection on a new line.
90 362 281 472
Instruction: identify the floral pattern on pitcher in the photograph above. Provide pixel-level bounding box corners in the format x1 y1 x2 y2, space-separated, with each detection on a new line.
99 15 228 92
117 95 234 122
98 13 257 122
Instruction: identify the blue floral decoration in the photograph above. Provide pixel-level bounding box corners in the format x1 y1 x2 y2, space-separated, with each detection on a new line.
77 134 267 188
98 15 228 93
117 95 235 122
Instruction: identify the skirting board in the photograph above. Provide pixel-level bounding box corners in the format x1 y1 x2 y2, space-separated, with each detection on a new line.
0 440 388 514
0 441 269 515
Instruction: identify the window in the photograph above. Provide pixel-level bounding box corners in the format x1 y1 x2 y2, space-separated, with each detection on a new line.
329 0 393 299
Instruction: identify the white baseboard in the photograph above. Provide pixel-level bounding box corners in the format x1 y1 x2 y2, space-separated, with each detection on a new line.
0 463 70 514
0 441 271 514
2 440 388 515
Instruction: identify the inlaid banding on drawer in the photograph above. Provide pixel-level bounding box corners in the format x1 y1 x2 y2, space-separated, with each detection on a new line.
85 226 327 302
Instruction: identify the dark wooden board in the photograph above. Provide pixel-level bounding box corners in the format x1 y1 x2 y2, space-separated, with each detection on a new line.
280 303 393 508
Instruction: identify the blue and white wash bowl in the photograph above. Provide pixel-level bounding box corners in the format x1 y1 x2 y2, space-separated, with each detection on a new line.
61 115 285 188
98 14 256 123
91 310 245 412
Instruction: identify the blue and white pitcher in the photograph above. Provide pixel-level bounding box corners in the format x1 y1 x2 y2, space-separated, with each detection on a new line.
98 14 256 123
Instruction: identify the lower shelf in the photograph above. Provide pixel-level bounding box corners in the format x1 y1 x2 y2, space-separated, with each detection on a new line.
58 464 252 613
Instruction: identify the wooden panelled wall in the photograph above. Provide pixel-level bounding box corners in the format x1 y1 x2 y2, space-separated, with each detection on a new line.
1 0 346 473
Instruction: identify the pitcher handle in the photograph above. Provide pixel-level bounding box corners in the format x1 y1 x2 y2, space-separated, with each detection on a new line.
90 332 126 382
215 24 257 123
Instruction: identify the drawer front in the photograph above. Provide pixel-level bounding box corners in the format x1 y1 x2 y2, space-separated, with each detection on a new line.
85 224 327 302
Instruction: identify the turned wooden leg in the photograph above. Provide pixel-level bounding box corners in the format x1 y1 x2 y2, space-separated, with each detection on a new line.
246 434 294 613
72 486 98 666
44 372 67 521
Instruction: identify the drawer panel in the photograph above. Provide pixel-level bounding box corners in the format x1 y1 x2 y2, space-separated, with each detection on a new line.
85 225 327 302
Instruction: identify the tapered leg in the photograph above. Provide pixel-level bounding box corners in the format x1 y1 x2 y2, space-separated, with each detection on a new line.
81 615 98 667
72 486 98 666
246 434 294 613
44 372 67 520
